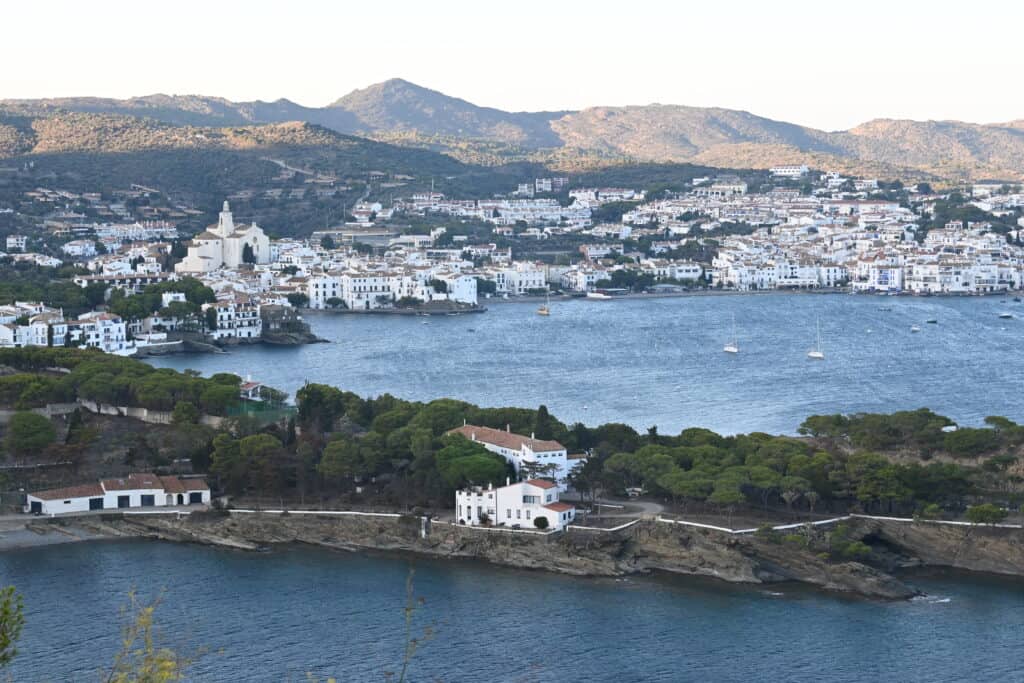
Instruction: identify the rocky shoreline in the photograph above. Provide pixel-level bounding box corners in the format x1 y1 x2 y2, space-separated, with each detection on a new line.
20 511 1019 600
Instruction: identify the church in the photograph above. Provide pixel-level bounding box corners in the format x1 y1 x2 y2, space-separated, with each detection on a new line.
175 201 271 273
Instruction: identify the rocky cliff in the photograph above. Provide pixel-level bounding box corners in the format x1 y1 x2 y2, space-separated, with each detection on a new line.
68 512 919 600
853 517 1024 577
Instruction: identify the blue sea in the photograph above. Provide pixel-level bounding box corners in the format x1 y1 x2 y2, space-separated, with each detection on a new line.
150 293 1024 435
2 541 1022 682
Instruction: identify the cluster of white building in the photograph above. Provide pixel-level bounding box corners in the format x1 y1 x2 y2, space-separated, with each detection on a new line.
0 302 135 355
397 193 592 229
448 423 584 532
710 216 1024 294
609 177 1024 295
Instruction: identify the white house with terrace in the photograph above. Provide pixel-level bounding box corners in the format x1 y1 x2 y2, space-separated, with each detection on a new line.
456 479 576 531
448 424 582 491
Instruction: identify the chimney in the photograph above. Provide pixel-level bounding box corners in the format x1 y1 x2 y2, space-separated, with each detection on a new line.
531 432 535 440
506 424 510 432
506 477 510 487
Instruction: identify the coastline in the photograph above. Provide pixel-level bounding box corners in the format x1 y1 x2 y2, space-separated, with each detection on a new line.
8 510 1019 601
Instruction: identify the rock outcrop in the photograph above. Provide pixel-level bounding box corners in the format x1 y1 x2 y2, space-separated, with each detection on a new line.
68 512 918 600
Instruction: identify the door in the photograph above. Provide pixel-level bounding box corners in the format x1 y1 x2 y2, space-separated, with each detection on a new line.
117 495 130 508
177 494 185 505
88 497 104 511
30 501 42 514
140 495 155 507
188 492 203 504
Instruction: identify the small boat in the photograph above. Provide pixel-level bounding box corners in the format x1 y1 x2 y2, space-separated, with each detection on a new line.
999 312 1014 319
807 318 825 360
723 313 739 354
1014 297 1021 303
537 292 551 317
926 319 938 324
910 325 921 333
586 291 612 300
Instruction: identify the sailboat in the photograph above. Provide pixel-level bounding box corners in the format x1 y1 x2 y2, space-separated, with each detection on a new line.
723 314 739 354
537 292 551 317
807 318 825 360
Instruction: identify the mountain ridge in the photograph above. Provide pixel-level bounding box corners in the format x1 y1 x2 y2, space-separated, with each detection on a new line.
4 79 1024 180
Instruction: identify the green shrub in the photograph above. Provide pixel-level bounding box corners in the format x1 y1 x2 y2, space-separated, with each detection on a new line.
965 503 1007 525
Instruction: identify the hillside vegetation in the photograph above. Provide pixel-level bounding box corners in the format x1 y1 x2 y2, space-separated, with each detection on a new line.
7 79 1024 180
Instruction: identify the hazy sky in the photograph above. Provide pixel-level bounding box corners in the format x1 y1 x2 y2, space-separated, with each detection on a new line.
4 0 1021 130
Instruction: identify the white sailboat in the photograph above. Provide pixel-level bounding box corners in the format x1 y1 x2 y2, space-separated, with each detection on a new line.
807 318 825 360
723 314 739 354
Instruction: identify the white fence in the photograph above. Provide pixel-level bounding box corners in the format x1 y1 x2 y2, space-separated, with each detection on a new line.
567 519 640 533
432 519 557 536
656 513 1024 535
230 509 401 519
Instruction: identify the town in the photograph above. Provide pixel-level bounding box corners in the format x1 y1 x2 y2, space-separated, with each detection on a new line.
0 164 1023 355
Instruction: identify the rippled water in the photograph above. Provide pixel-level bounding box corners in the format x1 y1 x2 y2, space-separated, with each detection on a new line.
1 541 1022 682
149 293 1024 434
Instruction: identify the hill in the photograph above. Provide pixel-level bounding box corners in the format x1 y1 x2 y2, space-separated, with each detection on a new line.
0 108 492 236
5 81 1024 180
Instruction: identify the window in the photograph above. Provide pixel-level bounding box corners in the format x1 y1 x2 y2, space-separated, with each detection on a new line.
506 509 511 519
526 510 531 520
516 510 521 519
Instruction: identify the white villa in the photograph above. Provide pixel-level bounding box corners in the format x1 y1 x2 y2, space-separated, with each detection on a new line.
26 473 210 516
176 201 270 274
456 479 576 531
448 424 582 491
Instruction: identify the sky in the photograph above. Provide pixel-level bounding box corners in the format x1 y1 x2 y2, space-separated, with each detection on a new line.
3 0 1022 131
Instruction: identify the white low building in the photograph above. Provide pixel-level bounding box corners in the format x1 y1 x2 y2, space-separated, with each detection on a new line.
26 474 211 515
456 479 576 531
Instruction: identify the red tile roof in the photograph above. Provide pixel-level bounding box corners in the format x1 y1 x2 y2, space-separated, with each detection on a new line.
159 476 209 493
524 479 558 490
101 473 163 491
29 483 104 501
448 425 565 453
543 502 574 512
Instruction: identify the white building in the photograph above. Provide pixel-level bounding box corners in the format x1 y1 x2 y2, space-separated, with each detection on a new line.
176 201 271 274
0 310 135 355
26 474 210 515
5 235 27 252
202 299 263 341
61 240 98 259
448 424 579 491
770 165 809 179
455 479 576 531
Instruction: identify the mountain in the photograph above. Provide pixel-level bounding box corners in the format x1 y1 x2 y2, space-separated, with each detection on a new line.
0 108 474 202
4 81 1024 180
328 78 566 147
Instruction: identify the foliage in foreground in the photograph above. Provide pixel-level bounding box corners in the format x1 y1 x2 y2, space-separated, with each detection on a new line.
0 586 24 668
